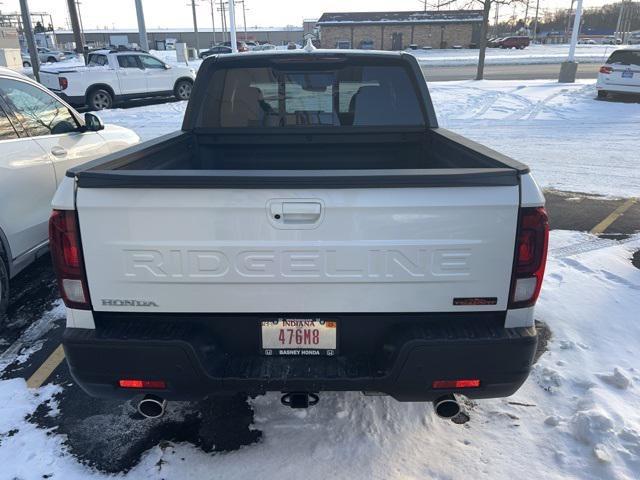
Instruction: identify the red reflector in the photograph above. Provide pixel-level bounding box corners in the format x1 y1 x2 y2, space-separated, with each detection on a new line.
599 66 613 74
59 77 68 90
118 379 166 389
432 379 481 389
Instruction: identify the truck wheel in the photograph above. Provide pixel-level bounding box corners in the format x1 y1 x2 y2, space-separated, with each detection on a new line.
88 89 113 110
23 60 31 68
597 90 608 99
47 56 57 63
0 254 9 324
174 80 193 101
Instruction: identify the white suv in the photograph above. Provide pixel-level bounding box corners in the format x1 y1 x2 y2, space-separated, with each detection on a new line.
0 68 139 319
597 49 640 99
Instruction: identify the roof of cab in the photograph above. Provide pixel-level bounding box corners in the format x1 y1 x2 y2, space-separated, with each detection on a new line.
0 66 29 79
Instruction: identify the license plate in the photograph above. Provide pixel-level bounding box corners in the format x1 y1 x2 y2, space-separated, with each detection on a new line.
622 70 634 78
261 318 337 356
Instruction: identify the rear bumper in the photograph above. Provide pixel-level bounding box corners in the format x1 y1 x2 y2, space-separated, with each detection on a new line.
62 312 538 402
596 78 640 94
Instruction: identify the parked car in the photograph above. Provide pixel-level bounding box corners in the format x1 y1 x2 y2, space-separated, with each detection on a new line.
244 41 258 50
602 36 622 45
21 52 32 68
217 41 249 52
628 32 640 45
287 42 298 50
199 46 233 58
38 49 196 110
596 49 640 99
0 67 139 319
37 47 66 63
578 38 597 45
253 43 277 51
487 37 503 48
499 36 530 49
53 50 547 419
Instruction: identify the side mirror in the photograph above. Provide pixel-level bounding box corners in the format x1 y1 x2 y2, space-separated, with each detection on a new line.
84 112 104 131
164 63 172 69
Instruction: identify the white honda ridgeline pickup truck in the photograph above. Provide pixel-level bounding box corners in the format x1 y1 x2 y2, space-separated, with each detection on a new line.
50 50 548 418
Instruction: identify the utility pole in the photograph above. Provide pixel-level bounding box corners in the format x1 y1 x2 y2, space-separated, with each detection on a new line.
190 0 200 52
241 0 247 41
532 0 540 43
615 1 625 42
134 0 149 51
66 0 85 58
220 1 227 43
558 0 583 82
228 0 238 52
18 0 40 81
209 0 217 46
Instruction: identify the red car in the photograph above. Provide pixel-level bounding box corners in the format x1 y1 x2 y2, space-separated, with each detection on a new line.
499 36 530 49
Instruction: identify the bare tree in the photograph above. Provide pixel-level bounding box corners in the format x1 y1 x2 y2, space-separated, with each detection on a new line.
422 0 525 80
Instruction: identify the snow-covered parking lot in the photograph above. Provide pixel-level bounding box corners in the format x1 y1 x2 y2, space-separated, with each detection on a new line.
0 78 638 479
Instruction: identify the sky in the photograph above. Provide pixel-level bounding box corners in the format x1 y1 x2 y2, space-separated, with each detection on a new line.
1 0 622 31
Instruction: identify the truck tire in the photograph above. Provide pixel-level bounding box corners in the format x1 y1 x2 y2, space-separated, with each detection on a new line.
47 56 57 63
0 253 9 323
88 88 113 110
23 60 31 68
597 90 609 99
174 79 193 101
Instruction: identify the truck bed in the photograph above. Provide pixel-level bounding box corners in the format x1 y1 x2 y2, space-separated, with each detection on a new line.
66 128 528 189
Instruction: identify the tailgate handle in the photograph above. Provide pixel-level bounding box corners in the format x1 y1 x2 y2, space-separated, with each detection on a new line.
282 202 321 222
270 201 322 225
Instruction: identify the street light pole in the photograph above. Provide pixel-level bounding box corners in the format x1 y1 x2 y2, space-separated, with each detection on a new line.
228 0 238 52
190 0 201 52
18 0 40 81
134 0 149 51
558 0 583 82
567 0 583 62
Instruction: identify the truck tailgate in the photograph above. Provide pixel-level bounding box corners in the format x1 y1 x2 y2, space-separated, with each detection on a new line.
77 186 519 313
39 70 61 91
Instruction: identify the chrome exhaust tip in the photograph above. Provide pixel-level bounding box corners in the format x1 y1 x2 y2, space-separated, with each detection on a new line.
433 394 461 419
137 394 167 419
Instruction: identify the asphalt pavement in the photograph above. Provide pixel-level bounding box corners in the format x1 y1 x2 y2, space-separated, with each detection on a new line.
422 62 600 81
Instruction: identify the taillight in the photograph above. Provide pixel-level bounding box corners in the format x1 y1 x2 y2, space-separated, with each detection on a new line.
58 77 68 90
49 209 91 310
509 207 549 309
599 66 613 74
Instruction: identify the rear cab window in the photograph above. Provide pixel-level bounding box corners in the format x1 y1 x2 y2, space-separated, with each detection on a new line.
88 54 109 66
197 57 427 128
606 50 640 66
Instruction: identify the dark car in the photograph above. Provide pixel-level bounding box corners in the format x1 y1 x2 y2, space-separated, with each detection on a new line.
217 41 249 52
199 46 233 58
499 36 530 49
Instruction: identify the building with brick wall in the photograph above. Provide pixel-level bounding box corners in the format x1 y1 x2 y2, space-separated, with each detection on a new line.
316 10 483 50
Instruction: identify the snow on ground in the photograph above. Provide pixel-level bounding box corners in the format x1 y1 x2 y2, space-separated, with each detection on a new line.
431 79 640 198
98 79 640 198
410 43 625 67
0 231 638 479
